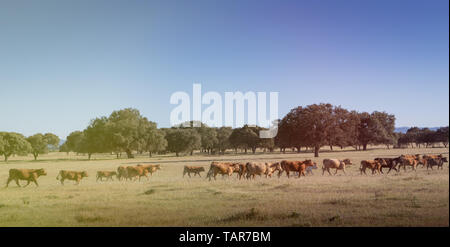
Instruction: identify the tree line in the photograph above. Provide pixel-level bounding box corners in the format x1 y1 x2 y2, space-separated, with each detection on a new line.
1 104 448 161
0 132 59 161
397 127 449 148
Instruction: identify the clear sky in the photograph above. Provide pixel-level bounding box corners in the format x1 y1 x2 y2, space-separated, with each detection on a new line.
0 0 448 139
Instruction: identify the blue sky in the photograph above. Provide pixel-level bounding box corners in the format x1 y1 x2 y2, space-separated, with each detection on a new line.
0 0 448 139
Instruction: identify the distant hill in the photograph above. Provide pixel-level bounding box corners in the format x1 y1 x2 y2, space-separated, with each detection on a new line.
395 127 441 133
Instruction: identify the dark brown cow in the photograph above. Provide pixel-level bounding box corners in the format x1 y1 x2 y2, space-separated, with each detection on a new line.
235 162 247 180
6 168 47 187
183 166 205 177
117 166 128 181
422 154 445 168
360 160 383 175
57 170 88 185
96 171 117 181
374 157 401 173
280 160 316 178
425 156 448 170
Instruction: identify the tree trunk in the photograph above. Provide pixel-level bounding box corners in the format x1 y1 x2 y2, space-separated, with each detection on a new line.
296 146 301 153
116 153 119 159
252 147 256 154
33 153 38 160
176 152 179 157
245 148 248 154
363 144 367 151
330 145 333 151
314 146 320 157
4 154 8 162
149 151 152 157
88 153 92 160
190 150 193 155
125 149 133 158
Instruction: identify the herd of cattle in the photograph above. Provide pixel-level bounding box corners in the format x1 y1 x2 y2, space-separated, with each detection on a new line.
3 153 448 187
192 153 448 181
5 164 161 187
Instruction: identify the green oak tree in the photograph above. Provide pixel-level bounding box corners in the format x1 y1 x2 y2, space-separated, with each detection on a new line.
27 133 60 160
0 132 32 162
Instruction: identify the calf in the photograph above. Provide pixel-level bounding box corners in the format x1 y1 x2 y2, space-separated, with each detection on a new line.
96 171 117 181
360 160 382 175
183 166 205 177
306 163 318 175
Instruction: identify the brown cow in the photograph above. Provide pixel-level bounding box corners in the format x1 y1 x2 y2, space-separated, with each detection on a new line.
322 159 351 175
266 162 282 177
414 154 425 167
280 160 316 178
183 166 205 177
222 162 247 179
139 164 161 170
138 164 161 177
398 155 419 171
117 166 128 181
206 162 238 181
397 154 422 171
126 166 149 181
96 171 117 181
6 168 47 187
235 162 247 180
245 162 282 179
57 170 88 185
360 160 383 175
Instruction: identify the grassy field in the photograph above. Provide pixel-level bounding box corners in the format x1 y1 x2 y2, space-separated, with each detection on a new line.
0 147 448 227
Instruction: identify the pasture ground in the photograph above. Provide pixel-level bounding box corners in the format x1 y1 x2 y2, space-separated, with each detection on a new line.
0 147 448 226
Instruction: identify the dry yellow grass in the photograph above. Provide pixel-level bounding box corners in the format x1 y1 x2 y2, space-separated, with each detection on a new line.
0 147 448 226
